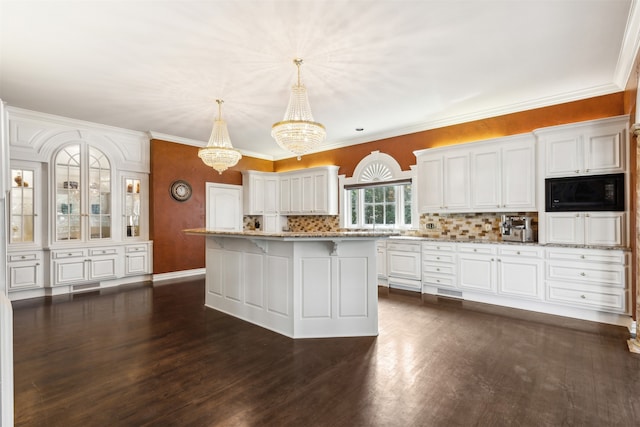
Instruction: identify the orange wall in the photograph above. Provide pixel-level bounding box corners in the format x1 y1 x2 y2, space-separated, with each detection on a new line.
150 139 272 274
151 93 627 275
274 93 624 176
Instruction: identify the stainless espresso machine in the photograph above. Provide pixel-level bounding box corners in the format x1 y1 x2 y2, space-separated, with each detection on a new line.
500 215 536 242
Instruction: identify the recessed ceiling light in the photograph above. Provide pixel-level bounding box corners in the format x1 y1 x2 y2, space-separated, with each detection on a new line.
355 128 364 132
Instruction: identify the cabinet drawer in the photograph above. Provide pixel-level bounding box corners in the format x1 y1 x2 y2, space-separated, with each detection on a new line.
546 262 625 287
89 248 118 256
423 275 456 288
546 249 626 264
9 253 40 262
387 242 421 252
53 250 85 259
547 281 626 313
423 264 455 275
499 247 543 258
422 242 456 252
126 245 148 253
422 253 455 264
458 245 496 255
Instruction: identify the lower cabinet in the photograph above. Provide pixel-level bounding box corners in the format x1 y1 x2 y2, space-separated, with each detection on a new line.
545 212 625 246
545 247 628 313
52 248 118 286
125 244 150 276
376 241 387 280
8 250 44 291
418 241 628 323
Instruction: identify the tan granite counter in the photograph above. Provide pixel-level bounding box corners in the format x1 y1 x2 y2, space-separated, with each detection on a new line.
184 228 400 240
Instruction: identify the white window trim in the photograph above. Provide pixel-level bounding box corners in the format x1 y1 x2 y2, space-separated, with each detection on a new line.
339 151 417 230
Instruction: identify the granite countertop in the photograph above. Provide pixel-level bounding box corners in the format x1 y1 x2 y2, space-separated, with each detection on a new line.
183 228 401 239
386 235 630 251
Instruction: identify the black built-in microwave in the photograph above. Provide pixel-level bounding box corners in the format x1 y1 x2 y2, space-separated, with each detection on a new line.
545 173 625 212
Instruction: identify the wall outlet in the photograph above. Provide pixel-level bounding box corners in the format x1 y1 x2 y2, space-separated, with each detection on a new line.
484 223 492 232
425 222 436 230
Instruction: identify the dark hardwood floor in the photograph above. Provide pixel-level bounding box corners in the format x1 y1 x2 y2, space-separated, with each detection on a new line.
11 279 640 426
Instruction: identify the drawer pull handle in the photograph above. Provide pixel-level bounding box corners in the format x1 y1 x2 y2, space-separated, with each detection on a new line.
580 295 586 299
21 256 26 259
436 257 440 260
436 279 440 283
580 272 586 276
436 268 440 271
68 253 73 256
35 263 40 266
516 251 521 255
580 255 585 259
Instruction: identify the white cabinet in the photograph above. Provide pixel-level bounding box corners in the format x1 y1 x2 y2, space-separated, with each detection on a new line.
386 240 421 290
545 247 628 314
416 134 535 213
458 245 497 293
206 183 242 231
415 152 469 213
458 244 543 299
546 212 625 246
496 246 543 300
422 242 457 291
537 116 627 177
51 247 120 286
281 166 339 215
121 172 148 240
125 244 151 276
242 171 279 215
8 251 44 291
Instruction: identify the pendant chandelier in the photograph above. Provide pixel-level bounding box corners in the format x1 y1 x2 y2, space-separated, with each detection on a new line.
198 99 242 174
271 58 326 160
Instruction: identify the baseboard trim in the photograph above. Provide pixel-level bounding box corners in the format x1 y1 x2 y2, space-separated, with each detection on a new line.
152 268 206 283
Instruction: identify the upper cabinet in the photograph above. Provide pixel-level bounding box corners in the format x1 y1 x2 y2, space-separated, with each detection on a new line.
415 134 535 214
536 116 627 177
243 166 339 216
54 143 112 242
10 161 41 246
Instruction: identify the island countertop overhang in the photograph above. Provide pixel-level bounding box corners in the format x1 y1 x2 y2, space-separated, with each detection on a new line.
184 228 400 241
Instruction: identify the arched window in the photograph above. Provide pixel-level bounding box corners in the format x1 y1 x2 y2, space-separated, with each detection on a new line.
342 151 415 229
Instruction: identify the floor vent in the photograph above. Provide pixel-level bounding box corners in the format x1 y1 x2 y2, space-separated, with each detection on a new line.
73 283 99 292
438 288 463 299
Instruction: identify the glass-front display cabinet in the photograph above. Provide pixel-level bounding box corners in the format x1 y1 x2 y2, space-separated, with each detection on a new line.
124 177 141 238
10 165 37 244
54 144 111 242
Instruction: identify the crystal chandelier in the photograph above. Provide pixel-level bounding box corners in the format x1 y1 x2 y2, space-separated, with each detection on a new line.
198 99 242 174
271 59 326 160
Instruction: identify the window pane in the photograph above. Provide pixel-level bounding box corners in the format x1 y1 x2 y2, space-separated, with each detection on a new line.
374 205 384 224
364 188 373 203
350 190 358 225
385 186 395 202
385 204 396 224
373 187 384 202
364 205 374 224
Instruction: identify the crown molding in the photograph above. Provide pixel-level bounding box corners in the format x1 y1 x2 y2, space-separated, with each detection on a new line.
614 0 640 88
147 131 274 161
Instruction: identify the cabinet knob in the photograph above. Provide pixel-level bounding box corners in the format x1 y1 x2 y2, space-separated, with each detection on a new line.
473 248 477 252
516 251 521 255
585 169 589 173
436 268 440 271
35 263 40 266
491 258 495 262
497 259 501 262
575 170 580 174
585 213 589 217
436 279 440 283
580 295 586 299
575 213 580 217
21 256 26 259
436 256 440 260
580 272 586 276
580 255 585 259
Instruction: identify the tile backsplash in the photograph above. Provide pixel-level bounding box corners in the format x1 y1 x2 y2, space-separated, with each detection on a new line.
417 212 538 240
243 212 538 240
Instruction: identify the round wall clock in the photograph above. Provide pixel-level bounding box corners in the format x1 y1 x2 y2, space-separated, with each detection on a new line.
170 180 192 202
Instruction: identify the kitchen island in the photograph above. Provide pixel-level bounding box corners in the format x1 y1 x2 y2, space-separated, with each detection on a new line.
184 229 398 338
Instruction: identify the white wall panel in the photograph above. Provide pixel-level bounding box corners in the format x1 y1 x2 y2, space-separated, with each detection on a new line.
301 258 331 318
338 258 368 317
244 253 264 308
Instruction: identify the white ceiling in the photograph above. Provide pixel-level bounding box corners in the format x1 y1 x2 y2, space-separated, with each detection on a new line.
1 1 639 160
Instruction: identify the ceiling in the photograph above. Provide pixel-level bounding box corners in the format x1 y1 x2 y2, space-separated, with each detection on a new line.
1 1 639 160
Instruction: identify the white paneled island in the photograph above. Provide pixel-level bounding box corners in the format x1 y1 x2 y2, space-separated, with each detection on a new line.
185 229 397 338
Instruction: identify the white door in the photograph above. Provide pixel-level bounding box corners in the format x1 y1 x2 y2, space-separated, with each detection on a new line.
546 212 584 245
544 135 581 177
206 183 243 231
583 128 625 174
584 212 625 246
501 141 536 210
417 155 443 213
497 257 542 299
458 254 495 293
471 148 501 210
443 153 470 210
